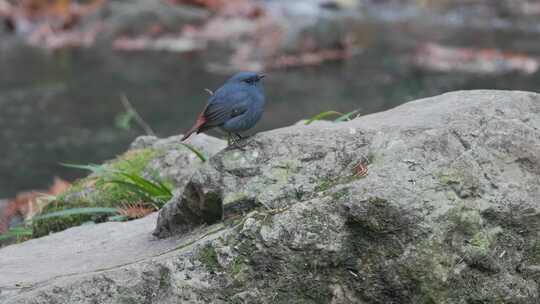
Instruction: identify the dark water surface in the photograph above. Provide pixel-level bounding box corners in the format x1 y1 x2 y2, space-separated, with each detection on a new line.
1 20 540 197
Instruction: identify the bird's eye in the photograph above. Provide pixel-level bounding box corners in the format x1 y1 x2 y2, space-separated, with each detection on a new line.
244 78 254 84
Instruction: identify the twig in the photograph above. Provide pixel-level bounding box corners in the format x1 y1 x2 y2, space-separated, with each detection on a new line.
204 88 214 96
120 94 156 136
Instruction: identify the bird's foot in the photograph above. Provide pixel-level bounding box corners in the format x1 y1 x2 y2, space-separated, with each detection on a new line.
226 133 250 149
227 135 240 147
232 133 243 144
226 133 238 145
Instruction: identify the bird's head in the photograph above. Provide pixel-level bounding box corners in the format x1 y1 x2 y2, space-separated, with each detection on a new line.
227 72 266 86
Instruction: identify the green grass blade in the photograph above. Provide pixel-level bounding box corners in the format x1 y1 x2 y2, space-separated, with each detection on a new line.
62 161 172 211
108 215 129 222
305 111 344 125
180 143 207 162
155 180 173 197
108 175 171 205
0 227 33 241
334 110 360 122
117 172 157 188
121 172 172 198
114 172 165 196
32 207 119 221
60 163 107 175
6 227 32 233
107 179 156 202
115 110 135 131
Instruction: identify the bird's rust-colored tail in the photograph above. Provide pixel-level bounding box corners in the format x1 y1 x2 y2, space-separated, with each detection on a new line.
181 114 207 141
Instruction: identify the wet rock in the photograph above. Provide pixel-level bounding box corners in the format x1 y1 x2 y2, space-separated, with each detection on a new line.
1 90 540 303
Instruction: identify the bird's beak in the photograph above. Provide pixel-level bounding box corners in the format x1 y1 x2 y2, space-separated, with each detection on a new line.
257 74 266 80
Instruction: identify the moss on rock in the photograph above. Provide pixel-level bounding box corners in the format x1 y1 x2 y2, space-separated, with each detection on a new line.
198 244 221 272
32 148 162 237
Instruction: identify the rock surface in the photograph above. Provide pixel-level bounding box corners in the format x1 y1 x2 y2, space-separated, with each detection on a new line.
130 133 227 189
1 90 540 303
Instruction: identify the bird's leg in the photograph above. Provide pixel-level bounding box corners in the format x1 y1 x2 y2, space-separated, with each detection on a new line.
226 132 240 146
231 134 242 146
226 133 248 149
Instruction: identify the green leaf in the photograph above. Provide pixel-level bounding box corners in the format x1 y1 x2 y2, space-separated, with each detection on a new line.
60 163 107 176
117 172 171 196
107 179 155 202
305 111 344 125
0 226 33 241
32 207 119 221
155 179 174 195
180 143 207 162
108 215 129 222
63 161 173 210
115 110 135 131
107 171 172 207
334 110 360 122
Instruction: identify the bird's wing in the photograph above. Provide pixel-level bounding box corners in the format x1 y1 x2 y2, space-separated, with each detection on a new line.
203 88 250 127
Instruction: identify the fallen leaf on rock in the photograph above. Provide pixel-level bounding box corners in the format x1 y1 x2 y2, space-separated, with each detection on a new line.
28 25 101 49
2 0 105 49
267 48 352 70
167 0 262 18
0 177 71 233
118 202 155 219
414 42 539 75
113 35 206 52
520 2 540 15
166 0 225 11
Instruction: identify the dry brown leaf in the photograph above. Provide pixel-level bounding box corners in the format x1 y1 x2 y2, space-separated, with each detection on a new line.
118 202 155 219
0 177 72 233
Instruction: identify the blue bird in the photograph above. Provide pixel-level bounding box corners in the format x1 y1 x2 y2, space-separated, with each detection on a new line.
181 72 266 143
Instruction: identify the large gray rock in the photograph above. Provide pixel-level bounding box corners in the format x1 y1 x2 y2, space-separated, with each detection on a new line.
1 90 540 303
0 213 208 300
155 90 540 236
136 134 227 238
131 133 226 188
